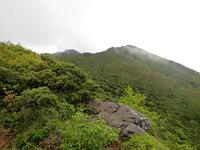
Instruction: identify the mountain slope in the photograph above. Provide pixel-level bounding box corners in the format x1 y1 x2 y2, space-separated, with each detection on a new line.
49 45 200 148
111 45 200 89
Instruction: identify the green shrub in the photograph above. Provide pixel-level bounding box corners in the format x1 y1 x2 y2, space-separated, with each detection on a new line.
23 62 99 104
0 115 14 128
57 101 75 120
26 127 51 144
119 86 147 113
14 87 58 121
11 126 52 149
0 66 22 97
119 86 163 135
0 41 44 72
60 112 120 150
1 87 58 131
12 134 35 150
121 133 169 150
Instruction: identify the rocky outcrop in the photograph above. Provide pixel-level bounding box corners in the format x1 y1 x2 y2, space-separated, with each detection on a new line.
89 100 151 137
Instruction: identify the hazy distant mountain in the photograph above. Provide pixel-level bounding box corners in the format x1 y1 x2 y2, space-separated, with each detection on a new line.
54 49 82 56
49 45 200 147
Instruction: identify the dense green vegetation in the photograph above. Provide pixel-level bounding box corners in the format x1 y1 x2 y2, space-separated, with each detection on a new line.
120 86 193 150
49 45 200 149
0 42 119 149
60 112 120 149
121 133 169 150
1 42 200 149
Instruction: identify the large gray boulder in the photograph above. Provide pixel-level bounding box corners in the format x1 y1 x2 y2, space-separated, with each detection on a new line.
89 100 151 137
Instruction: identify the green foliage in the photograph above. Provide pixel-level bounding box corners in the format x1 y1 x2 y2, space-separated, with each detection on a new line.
0 41 98 106
12 126 51 149
0 42 100 149
18 87 58 109
119 86 146 113
26 127 51 144
1 41 199 149
160 131 194 150
49 48 200 148
2 87 58 131
40 53 56 66
60 112 120 150
121 133 169 150
0 114 15 128
12 134 34 150
22 62 99 104
0 41 44 72
0 66 22 96
119 86 162 135
119 87 194 149
57 101 75 120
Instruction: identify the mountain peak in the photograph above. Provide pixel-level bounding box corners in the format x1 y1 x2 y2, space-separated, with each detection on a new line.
107 45 166 64
55 49 82 56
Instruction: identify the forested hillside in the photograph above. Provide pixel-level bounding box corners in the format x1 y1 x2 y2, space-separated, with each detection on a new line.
1 42 199 149
0 42 121 149
49 45 200 149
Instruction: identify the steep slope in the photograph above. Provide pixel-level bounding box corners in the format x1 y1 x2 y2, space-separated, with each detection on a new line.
110 45 200 89
49 45 200 148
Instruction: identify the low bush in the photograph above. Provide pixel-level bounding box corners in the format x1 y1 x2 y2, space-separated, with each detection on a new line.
121 133 169 150
11 126 51 149
60 112 121 150
57 101 75 120
1 87 58 131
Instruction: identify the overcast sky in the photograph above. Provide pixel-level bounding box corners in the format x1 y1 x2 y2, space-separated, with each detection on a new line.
0 0 200 72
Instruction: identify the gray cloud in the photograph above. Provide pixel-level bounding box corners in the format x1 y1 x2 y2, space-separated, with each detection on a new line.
0 0 92 52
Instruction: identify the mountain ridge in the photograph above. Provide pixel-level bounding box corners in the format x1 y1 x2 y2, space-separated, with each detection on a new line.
55 45 199 73
51 45 200 88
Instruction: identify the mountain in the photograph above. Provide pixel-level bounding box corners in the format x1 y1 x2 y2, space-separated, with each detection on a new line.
111 45 200 89
54 49 82 56
49 45 200 148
